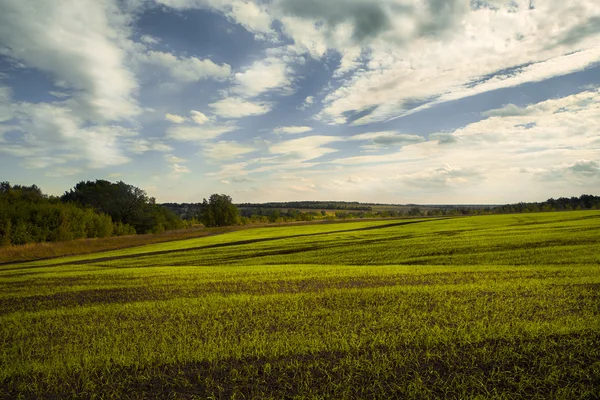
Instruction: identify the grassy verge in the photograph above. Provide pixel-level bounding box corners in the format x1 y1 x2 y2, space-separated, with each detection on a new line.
0 227 228 265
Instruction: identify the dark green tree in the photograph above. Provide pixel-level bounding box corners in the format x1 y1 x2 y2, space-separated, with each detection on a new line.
61 180 147 229
61 180 184 234
0 182 124 246
198 194 240 227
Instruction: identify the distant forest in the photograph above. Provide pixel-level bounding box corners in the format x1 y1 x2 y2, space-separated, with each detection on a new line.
1 178 599 247
164 194 600 221
240 201 373 211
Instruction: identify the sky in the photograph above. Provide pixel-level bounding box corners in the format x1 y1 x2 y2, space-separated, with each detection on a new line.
0 0 599 204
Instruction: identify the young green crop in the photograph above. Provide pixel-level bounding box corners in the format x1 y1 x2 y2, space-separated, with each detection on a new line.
1 211 599 398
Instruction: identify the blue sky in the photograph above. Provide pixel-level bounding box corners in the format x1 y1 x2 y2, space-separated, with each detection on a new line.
0 0 599 204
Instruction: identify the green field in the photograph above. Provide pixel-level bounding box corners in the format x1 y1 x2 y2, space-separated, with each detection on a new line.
1 211 599 399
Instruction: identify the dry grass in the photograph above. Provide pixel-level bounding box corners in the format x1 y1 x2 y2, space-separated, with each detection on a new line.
0 227 233 264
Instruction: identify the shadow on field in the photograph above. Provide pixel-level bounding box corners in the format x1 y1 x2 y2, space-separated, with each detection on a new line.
0 271 496 315
2 332 598 399
13 218 445 269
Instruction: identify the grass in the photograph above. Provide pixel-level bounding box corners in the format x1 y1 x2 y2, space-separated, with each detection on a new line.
0 227 220 265
0 218 406 265
1 211 599 398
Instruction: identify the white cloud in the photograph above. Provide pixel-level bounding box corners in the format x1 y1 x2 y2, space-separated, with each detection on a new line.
482 104 531 118
22 157 68 169
290 183 317 193
141 50 231 82
3 0 600 203
327 152 407 166
164 154 187 163
212 46 302 122
548 160 600 178
349 131 425 146
175 87 600 200
165 113 186 123
394 165 482 189
153 0 600 129
78 126 136 168
299 95 315 110
429 133 458 145
267 135 340 163
568 160 600 176
190 110 209 124
273 126 313 134
126 138 173 154
276 175 307 182
334 47 363 77
49 91 70 99
0 0 140 122
0 86 12 123
231 176 255 183
156 0 276 39
277 16 329 58
201 141 256 160
209 97 273 118
533 159 600 185
296 0 600 125
166 124 237 141
205 160 251 179
227 1 275 39
44 167 83 178
265 87 599 202
140 34 160 45
385 47 600 123
170 163 191 173
0 102 140 168
233 56 295 97
482 89 600 118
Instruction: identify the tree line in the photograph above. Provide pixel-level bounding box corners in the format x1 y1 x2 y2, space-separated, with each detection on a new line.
185 194 600 225
0 182 133 245
0 180 187 246
238 201 373 211
0 181 249 247
2 178 598 248
493 195 600 213
61 180 185 234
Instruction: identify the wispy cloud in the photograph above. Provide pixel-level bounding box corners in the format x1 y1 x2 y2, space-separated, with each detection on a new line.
165 113 186 123
0 0 140 121
140 50 231 83
209 97 273 118
166 124 238 142
273 126 313 134
201 141 256 160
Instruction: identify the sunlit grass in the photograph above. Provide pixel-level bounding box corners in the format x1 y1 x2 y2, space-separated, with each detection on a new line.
1 211 599 398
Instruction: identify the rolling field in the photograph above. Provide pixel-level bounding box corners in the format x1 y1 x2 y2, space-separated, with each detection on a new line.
1 211 599 399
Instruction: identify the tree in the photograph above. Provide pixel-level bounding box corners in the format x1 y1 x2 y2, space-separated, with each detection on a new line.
0 219 11 245
198 194 240 227
61 180 184 234
408 207 422 216
62 180 148 229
